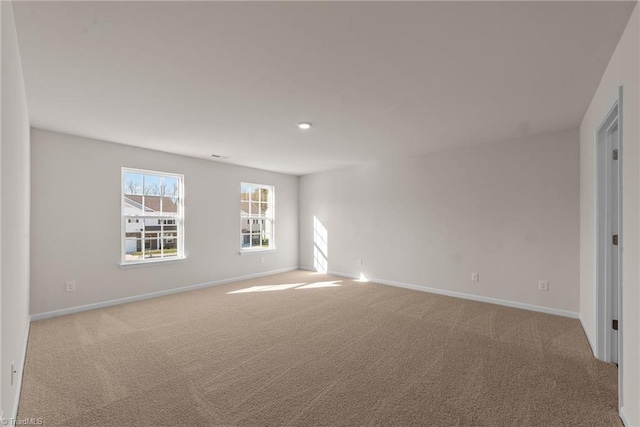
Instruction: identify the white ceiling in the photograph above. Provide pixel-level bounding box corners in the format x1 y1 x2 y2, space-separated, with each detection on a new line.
13 1 636 175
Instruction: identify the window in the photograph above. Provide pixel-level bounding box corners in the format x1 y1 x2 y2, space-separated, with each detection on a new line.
122 168 184 264
240 183 274 251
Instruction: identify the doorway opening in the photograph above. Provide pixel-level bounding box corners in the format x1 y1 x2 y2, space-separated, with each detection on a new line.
595 87 622 405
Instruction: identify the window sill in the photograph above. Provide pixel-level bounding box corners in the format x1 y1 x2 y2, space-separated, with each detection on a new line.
239 249 276 256
119 257 186 269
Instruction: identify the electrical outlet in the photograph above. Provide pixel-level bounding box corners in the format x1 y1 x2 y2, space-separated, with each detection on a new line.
471 273 479 282
260 256 265 264
66 281 76 292
538 280 549 292
357 258 363 267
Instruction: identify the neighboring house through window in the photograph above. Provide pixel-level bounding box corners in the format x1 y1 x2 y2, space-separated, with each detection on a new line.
122 168 184 263
241 182 274 251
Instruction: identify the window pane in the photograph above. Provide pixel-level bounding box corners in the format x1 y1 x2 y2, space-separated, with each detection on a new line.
240 200 250 216
162 221 178 232
124 173 143 195
143 195 163 214
161 236 178 256
252 202 261 216
125 238 143 261
161 197 179 216
144 238 158 259
123 194 144 217
258 202 268 216
263 219 272 248
241 184 251 201
241 234 251 248
162 176 179 198
145 230 160 240
260 187 270 204
143 174 162 196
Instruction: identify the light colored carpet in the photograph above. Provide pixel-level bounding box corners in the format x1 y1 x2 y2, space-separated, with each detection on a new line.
18 270 619 426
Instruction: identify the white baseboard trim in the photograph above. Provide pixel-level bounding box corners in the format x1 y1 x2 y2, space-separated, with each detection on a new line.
9 322 31 422
31 267 299 321
620 406 636 427
328 270 579 319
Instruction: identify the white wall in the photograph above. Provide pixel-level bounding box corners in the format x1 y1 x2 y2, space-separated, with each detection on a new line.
579 4 639 425
30 129 299 315
300 128 580 315
1 0 31 420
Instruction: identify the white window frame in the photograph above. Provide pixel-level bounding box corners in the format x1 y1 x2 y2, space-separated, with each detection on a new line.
121 167 185 266
240 182 275 253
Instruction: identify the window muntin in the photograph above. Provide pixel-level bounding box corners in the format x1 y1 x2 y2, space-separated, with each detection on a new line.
122 168 184 263
240 183 274 251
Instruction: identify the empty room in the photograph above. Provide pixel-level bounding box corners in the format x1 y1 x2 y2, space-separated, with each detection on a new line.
1 0 639 426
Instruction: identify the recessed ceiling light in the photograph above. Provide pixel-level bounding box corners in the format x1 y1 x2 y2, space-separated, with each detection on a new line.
297 122 312 130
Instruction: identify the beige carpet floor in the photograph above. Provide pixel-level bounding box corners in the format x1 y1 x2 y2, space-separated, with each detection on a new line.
18 270 619 426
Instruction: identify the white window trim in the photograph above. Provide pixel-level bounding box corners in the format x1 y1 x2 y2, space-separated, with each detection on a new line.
240 182 275 253
119 257 186 269
238 248 276 256
120 167 186 266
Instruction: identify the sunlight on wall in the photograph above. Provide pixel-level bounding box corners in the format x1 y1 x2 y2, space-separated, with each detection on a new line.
313 216 329 273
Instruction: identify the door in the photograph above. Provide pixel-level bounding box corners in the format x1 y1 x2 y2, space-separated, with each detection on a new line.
607 121 619 364
595 92 622 367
